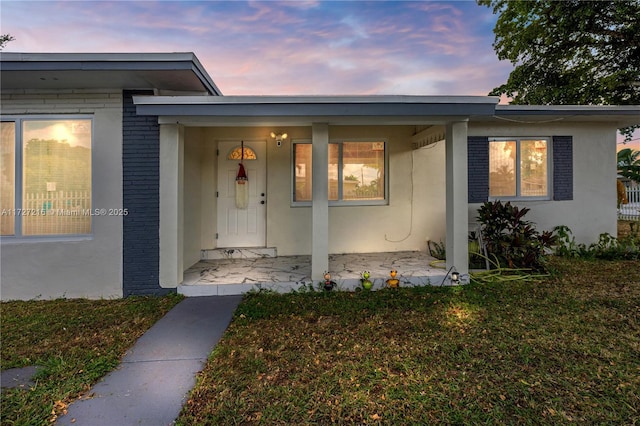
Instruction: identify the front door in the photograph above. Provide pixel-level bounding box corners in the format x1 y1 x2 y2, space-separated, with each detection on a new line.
216 140 267 247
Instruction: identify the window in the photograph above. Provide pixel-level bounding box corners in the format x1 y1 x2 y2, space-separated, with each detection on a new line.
293 140 386 205
489 138 549 199
227 146 257 160
1 117 92 236
1 122 16 235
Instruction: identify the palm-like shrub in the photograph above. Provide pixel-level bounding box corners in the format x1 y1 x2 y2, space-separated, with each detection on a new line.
617 148 640 183
477 201 556 272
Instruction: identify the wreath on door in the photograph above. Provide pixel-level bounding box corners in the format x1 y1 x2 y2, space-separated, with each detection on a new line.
235 140 249 209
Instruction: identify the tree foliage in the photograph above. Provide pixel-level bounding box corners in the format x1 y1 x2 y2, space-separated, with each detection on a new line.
479 0 640 138
617 148 640 183
0 34 15 50
480 0 640 105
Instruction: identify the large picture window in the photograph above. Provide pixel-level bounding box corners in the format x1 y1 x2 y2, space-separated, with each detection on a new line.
489 138 549 199
293 140 386 205
0 117 92 236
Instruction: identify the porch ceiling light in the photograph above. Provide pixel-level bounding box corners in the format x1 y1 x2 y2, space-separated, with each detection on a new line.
270 132 288 147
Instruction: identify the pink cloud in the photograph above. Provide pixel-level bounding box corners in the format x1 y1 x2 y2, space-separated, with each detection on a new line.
2 1 508 96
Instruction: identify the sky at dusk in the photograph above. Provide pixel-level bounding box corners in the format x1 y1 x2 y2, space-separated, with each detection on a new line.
1 0 638 146
2 1 509 96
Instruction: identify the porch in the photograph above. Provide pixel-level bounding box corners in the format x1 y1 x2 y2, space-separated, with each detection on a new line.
180 251 448 296
150 100 481 292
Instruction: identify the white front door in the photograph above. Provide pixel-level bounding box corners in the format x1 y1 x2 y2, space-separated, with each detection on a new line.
216 140 267 247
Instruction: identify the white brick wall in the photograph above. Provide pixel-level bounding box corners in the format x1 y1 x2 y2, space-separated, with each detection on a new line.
1 90 121 114
1 90 125 300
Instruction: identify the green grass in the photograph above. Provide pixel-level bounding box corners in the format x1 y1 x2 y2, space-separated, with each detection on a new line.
1 295 182 425
2 257 638 425
177 258 640 425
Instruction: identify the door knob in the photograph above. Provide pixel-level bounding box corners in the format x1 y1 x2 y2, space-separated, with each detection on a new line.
260 200 265 204
261 193 265 197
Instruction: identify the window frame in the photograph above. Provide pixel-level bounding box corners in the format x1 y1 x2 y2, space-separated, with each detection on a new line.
488 136 552 202
0 114 94 240
291 138 389 207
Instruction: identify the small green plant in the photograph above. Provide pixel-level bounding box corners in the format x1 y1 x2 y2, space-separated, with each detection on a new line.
428 235 488 269
553 225 590 258
477 201 556 272
592 233 639 260
468 232 485 269
427 240 446 260
553 225 640 260
293 281 317 293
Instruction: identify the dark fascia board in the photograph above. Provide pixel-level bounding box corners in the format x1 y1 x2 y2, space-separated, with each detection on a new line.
496 104 640 116
494 104 640 127
0 52 222 95
133 95 500 117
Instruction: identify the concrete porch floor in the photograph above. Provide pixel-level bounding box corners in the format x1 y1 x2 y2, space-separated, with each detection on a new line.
180 251 448 296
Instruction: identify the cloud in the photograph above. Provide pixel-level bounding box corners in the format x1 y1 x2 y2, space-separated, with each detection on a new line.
1 0 509 95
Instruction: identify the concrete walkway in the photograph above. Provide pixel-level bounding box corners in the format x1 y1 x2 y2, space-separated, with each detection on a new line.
56 295 242 426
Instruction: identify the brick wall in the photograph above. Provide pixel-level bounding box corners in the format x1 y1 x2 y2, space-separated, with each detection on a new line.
122 91 170 296
0 89 121 114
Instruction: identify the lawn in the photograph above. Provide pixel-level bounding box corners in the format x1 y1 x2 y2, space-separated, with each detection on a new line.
1 257 638 426
177 258 640 425
0 295 182 425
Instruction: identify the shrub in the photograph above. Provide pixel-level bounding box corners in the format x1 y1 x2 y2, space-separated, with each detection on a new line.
554 225 640 260
477 201 556 272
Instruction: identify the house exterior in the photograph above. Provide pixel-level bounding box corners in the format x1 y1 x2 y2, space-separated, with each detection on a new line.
1 52 638 300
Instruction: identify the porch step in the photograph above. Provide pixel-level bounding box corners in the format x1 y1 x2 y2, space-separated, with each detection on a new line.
201 247 277 260
178 275 450 297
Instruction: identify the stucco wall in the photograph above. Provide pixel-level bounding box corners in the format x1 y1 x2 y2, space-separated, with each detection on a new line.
413 140 447 249
183 129 203 268
0 90 123 299
188 121 618 257
192 125 443 256
324 126 436 255
199 139 217 250
468 121 618 244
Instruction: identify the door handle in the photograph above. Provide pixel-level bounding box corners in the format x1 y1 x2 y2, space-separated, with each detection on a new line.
260 200 265 204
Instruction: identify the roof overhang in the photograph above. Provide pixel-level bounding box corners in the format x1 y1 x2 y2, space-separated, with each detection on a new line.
133 95 500 126
491 105 640 128
0 52 222 95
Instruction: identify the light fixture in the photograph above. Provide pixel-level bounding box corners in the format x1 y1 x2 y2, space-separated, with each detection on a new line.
270 132 288 147
451 271 460 285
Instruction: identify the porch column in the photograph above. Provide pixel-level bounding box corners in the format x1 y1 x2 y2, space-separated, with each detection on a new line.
445 120 469 279
311 123 329 280
159 123 184 287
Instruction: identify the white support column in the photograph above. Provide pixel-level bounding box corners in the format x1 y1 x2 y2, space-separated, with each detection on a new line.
445 121 469 279
311 123 329 280
159 123 184 287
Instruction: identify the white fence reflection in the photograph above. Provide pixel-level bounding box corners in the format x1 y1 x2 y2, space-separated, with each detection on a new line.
22 191 91 235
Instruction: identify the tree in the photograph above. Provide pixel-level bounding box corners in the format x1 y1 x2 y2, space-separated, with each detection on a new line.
0 34 15 50
479 0 640 139
617 148 640 183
